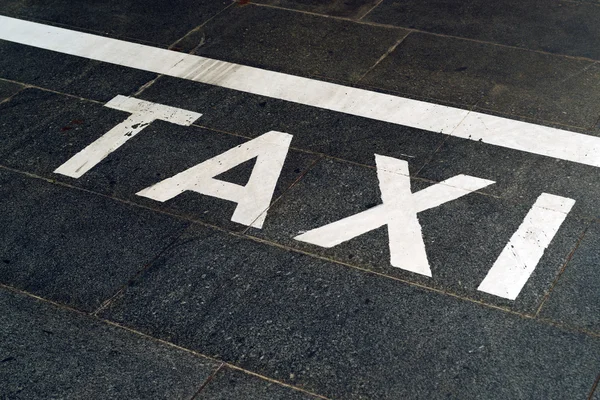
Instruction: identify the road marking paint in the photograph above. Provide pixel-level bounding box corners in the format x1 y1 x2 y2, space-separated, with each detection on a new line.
54 95 201 178
477 193 575 300
295 155 495 277
2 16 600 168
137 131 292 229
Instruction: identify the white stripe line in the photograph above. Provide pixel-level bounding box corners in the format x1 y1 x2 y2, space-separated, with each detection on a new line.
1 16 599 167
477 194 575 300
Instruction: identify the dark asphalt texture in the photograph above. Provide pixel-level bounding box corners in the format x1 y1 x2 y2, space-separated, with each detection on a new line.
0 1 599 399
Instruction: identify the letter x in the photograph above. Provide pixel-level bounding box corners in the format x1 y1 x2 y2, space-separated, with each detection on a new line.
295 155 494 277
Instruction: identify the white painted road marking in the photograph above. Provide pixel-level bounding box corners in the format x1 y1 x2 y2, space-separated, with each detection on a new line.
1 17 581 300
137 131 292 229
2 16 600 168
54 96 201 178
295 155 495 277
477 194 575 300
47 93 571 299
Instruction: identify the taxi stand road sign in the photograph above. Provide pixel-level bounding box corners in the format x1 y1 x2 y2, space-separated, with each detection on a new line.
53 95 576 301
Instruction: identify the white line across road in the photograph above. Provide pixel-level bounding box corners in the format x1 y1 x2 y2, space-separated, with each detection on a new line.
1 15 600 168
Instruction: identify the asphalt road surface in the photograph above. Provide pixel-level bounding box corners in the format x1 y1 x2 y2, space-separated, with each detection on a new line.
0 1 599 399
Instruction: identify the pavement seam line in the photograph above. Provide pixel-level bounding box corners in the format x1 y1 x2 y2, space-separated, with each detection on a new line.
169 1 235 52
223 363 332 399
414 98 482 176
0 86 26 106
357 0 386 21
557 61 598 84
189 363 226 400
588 374 600 400
240 155 325 235
590 104 600 131
355 31 412 83
247 1 600 64
0 283 332 400
534 224 590 317
0 163 597 334
0 78 104 105
91 224 192 317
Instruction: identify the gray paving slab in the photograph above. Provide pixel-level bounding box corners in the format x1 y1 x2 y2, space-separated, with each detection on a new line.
539 221 600 333
0 42 156 102
416 132 600 221
137 76 446 170
0 88 319 232
361 32 600 129
247 157 588 313
0 79 23 101
0 0 231 47
198 367 320 399
364 0 600 60
251 0 380 18
195 3 409 82
0 168 189 312
0 287 219 399
100 223 600 399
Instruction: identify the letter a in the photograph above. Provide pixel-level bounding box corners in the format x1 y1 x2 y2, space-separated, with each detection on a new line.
137 131 292 229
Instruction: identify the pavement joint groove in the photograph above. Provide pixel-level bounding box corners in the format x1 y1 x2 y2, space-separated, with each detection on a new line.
241 155 325 235
534 225 590 317
355 31 412 83
91 225 192 317
357 0 385 21
589 374 600 400
189 363 226 400
130 1 235 98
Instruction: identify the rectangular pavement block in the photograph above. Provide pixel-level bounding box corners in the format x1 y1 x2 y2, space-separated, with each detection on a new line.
100 223 600 399
0 168 189 312
195 4 409 83
0 287 219 399
364 0 600 60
